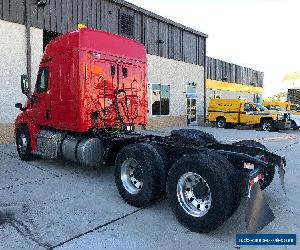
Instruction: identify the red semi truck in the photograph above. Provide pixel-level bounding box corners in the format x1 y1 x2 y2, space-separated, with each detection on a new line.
15 28 286 233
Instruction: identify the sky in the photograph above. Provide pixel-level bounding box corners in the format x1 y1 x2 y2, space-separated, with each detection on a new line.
126 0 300 97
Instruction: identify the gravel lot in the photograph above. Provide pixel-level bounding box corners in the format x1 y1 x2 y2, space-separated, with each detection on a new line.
0 126 299 250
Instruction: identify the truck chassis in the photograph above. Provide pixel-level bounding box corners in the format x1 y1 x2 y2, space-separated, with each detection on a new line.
15 126 286 233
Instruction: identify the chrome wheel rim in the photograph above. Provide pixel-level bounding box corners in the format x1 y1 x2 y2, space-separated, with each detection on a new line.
121 158 143 194
177 172 212 217
17 133 28 155
262 122 272 131
217 120 225 128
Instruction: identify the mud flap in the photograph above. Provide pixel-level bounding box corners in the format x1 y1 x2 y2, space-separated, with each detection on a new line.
278 156 286 194
245 175 275 233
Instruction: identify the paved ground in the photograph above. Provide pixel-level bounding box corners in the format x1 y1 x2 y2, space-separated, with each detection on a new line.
0 126 299 250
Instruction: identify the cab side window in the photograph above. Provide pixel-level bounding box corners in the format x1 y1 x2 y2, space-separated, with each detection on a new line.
36 67 49 93
244 103 251 111
244 103 255 112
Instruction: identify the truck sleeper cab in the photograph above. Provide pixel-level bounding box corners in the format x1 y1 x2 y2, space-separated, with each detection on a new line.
18 28 148 134
15 28 286 234
208 98 290 131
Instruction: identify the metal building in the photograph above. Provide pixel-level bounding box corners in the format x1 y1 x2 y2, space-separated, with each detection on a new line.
206 57 264 102
0 0 264 143
0 0 208 143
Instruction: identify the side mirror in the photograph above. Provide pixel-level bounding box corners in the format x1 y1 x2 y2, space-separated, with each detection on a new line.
15 103 25 111
15 103 22 109
21 74 30 96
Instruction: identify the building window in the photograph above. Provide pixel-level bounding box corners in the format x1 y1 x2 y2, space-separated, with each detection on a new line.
120 12 135 38
151 84 170 115
186 82 197 98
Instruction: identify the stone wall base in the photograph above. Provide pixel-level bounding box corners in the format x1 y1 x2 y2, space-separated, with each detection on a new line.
147 116 187 129
0 123 15 144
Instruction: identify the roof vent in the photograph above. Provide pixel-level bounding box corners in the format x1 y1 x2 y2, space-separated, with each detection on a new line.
120 12 135 38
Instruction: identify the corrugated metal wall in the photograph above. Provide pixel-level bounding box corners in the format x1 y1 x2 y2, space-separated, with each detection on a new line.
0 0 206 66
206 57 264 87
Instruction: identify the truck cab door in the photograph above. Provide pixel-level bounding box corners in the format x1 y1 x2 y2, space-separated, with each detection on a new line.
31 66 52 126
240 103 255 124
252 105 262 124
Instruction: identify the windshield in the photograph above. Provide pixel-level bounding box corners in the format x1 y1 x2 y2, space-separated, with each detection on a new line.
255 103 268 111
274 106 285 111
267 105 285 112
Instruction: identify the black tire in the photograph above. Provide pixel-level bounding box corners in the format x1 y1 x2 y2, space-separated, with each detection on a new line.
171 129 217 145
291 121 299 130
150 142 170 176
232 140 267 150
16 124 33 161
216 117 226 128
207 152 242 216
167 153 233 233
232 140 274 190
114 143 166 207
260 119 274 132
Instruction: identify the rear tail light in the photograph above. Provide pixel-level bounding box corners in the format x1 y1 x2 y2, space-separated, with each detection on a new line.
249 173 265 188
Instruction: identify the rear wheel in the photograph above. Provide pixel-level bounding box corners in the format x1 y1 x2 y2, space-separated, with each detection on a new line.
233 140 267 150
167 153 233 233
207 152 242 216
114 143 166 207
261 119 274 132
216 117 226 128
16 125 32 161
171 129 217 145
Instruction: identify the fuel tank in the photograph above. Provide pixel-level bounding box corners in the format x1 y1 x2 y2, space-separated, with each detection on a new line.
61 136 104 167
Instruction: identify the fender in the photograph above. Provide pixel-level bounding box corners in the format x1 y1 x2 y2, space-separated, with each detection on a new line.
15 110 40 152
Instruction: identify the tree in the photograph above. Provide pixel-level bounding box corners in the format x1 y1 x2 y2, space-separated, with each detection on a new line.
271 92 287 101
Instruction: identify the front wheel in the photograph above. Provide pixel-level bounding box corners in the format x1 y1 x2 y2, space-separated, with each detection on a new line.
216 117 226 128
291 121 299 130
261 120 274 132
167 153 233 233
16 125 33 161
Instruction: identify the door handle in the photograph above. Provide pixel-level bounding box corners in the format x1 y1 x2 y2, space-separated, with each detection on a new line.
45 110 51 120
